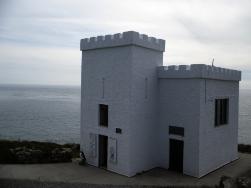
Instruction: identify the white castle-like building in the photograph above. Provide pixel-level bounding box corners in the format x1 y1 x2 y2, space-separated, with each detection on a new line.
80 31 241 178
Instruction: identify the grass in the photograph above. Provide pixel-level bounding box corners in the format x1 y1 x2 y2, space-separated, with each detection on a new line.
0 139 80 164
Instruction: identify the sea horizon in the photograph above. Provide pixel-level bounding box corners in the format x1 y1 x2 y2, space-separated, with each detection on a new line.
0 84 250 144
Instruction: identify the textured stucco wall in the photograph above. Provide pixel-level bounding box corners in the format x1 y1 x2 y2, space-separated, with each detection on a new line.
158 78 201 177
80 31 165 177
81 46 133 176
158 78 240 177
198 80 239 177
128 46 163 176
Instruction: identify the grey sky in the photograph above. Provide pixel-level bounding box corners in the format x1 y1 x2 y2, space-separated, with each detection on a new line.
0 0 250 87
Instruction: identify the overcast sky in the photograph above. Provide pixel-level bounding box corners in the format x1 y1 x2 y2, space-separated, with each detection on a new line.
0 0 250 87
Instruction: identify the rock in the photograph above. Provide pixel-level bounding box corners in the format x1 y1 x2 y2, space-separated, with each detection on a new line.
9 146 43 163
236 177 251 188
219 176 235 188
31 149 43 156
62 148 72 153
30 149 43 163
51 147 72 162
14 147 25 152
71 144 80 150
8 146 73 163
16 150 32 163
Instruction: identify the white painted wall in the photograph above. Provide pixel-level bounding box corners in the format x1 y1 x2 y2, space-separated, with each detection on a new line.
128 46 163 175
198 80 239 177
157 65 240 177
158 78 201 177
81 46 133 176
80 31 165 176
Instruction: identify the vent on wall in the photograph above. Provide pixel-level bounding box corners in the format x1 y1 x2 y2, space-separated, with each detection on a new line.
169 126 184 136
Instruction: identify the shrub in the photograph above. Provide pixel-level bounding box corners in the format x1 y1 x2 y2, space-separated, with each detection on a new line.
0 139 80 164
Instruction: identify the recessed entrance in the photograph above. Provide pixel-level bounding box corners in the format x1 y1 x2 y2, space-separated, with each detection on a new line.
169 139 184 172
99 135 108 168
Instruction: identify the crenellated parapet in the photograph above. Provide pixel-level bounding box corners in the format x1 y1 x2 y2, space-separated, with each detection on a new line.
158 64 241 81
80 31 165 52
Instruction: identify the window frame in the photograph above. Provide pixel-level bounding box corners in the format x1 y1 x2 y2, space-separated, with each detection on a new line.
99 104 108 127
214 98 229 127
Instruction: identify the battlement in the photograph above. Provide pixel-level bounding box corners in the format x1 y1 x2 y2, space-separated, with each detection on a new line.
80 31 165 52
158 64 241 81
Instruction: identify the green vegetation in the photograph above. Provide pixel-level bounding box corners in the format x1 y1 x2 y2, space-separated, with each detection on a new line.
0 139 80 164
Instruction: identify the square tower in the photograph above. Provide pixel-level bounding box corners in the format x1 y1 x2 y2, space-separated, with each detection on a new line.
80 31 165 176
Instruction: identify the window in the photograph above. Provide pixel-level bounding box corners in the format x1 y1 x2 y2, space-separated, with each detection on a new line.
99 104 108 127
169 126 184 136
215 98 229 126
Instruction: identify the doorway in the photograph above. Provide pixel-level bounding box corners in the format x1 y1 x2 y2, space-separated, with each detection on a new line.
169 139 184 172
99 135 108 168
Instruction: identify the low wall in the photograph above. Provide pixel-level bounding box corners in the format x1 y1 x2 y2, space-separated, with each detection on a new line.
158 64 241 81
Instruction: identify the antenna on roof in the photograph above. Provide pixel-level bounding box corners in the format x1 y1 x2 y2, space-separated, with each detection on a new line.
211 58 214 67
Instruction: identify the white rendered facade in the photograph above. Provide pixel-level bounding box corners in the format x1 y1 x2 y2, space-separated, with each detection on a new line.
80 31 241 178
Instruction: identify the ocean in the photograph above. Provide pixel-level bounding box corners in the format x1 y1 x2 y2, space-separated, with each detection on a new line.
0 85 80 144
0 85 250 144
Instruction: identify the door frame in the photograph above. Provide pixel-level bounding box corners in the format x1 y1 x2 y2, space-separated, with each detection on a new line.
98 135 108 169
169 138 184 173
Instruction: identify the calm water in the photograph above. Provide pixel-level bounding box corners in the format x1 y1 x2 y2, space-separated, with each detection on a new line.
0 85 80 144
239 89 251 144
0 85 250 144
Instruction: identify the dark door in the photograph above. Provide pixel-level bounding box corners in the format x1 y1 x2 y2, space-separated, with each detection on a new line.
99 135 108 168
169 139 184 172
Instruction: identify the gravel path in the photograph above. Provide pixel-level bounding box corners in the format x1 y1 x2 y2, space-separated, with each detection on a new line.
1 153 251 187
0 179 211 188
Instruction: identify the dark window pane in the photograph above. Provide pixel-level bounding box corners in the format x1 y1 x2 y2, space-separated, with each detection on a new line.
99 104 108 127
215 98 229 126
169 126 184 136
